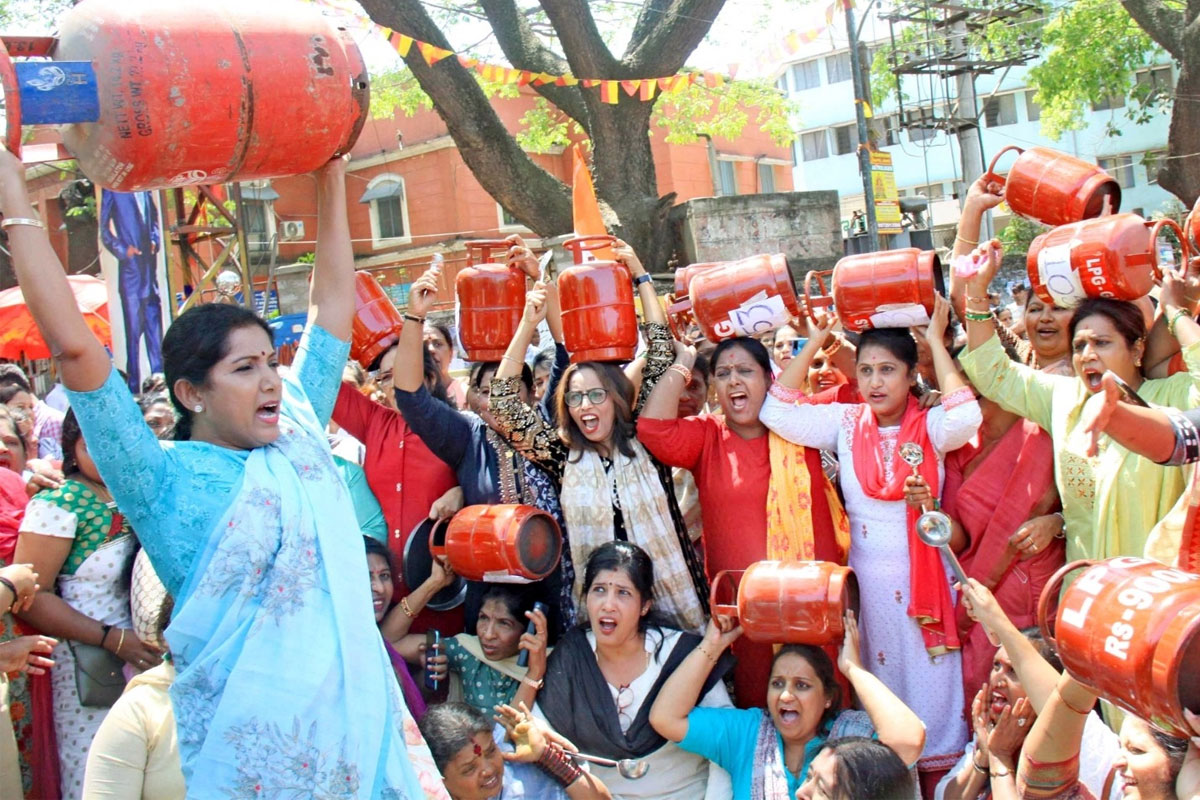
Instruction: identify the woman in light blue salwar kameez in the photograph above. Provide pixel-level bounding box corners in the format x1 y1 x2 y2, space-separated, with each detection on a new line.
0 152 448 800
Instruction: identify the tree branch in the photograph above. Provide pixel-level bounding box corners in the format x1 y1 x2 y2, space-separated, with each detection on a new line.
477 0 591 128
358 0 572 235
538 0 622 77
623 0 727 72
1119 0 1185 57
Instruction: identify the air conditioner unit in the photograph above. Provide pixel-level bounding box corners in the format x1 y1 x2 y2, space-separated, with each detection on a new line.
280 220 305 241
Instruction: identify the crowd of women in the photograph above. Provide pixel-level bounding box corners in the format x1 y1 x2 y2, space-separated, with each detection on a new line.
0 144 1197 800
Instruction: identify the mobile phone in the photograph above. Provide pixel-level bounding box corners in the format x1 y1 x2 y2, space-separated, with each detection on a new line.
516 602 549 668
1109 371 1150 408
424 630 442 691
791 337 808 356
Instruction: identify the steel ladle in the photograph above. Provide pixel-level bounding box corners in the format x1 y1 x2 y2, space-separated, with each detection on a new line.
566 751 651 780
916 509 970 587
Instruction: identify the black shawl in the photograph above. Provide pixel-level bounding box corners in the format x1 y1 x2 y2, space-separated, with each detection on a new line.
537 626 735 760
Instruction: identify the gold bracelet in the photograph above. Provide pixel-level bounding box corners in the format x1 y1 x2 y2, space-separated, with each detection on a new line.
521 674 544 689
116 629 126 653
501 355 524 367
822 335 843 356
990 766 1011 779
966 295 991 304
400 597 417 619
956 234 979 246
668 363 692 384
971 754 988 774
1 217 45 230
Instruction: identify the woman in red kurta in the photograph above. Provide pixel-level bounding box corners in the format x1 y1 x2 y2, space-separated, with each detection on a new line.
639 335 847 708
332 347 462 636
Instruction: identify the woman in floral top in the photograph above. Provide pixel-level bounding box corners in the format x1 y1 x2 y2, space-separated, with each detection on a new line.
485 242 708 633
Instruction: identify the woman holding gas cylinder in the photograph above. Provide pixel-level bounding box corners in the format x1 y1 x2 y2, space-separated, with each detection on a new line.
958 232 1200 565
488 243 709 633
759 294 982 785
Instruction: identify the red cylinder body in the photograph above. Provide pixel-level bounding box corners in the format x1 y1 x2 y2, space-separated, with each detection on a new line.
688 254 799 342
815 249 944 332
988 145 1121 228
711 561 859 644
559 236 638 363
456 240 526 361
1026 214 1161 308
53 0 369 191
431 504 563 582
351 271 403 370
1039 557 1200 738
666 261 724 339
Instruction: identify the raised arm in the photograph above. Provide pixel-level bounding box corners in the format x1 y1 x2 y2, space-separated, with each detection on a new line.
778 311 837 390
307 158 354 341
921 294 967 395
1081 373 1181 461
949 175 1006 325
1016 672 1096 796
641 342 695 420
650 617 743 743
0 151 110 389
614 239 665 328
838 611 926 765
395 264 441 393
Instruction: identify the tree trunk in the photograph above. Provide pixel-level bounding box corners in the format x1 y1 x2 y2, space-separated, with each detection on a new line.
1158 57 1200 207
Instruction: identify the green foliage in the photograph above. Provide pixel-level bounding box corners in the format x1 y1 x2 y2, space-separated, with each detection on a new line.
1029 0 1165 140
370 67 434 119
653 79 798 147
295 251 316 264
64 194 95 220
515 97 574 153
996 213 1042 256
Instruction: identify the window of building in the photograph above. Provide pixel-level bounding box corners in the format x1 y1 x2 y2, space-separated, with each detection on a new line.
359 174 411 246
923 182 945 200
1098 155 1135 189
826 52 853 84
791 59 821 91
1092 94 1126 112
497 203 526 230
983 93 1017 127
801 130 829 161
1136 65 1173 91
1142 150 1167 184
776 73 789 93
716 159 738 195
1025 91 1041 122
238 182 279 260
832 124 858 156
758 163 776 193
870 115 901 147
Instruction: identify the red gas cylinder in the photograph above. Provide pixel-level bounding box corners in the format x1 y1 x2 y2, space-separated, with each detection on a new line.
805 248 944 332
431 504 563 583
985 145 1121 228
687 254 800 342
456 240 526 361
1038 557 1200 738
5 0 369 190
351 271 403 370
558 235 638 363
1186 197 1200 253
710 561 859 644
1026 216 1185 308
666 261 724 340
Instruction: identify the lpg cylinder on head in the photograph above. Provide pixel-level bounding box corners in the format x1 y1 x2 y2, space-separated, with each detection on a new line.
557 235 638 363
456 240 526 362
4 0 369 190
805 248 944 332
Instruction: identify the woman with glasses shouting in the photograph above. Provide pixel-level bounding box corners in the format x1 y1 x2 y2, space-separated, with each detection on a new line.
489 242 709 634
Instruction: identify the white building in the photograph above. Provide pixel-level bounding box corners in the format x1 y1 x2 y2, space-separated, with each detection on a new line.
772 6 1176 247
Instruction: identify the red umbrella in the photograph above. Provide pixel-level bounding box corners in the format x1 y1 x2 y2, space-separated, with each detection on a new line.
0 275 112 360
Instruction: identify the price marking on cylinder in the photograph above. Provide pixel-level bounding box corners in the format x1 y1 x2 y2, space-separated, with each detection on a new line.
726 292 789 337
1122 608 1134 621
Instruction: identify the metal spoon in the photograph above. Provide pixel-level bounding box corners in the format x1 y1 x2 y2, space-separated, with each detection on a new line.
566 751 651 780
916 509 970 587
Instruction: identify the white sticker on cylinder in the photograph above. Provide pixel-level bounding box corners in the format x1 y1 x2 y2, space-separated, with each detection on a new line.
1038 242 1087 308
869 303 930 328
726 291 790 336
482 570 533 584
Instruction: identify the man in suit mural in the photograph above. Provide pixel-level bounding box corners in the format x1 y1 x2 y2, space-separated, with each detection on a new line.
100 189 164 392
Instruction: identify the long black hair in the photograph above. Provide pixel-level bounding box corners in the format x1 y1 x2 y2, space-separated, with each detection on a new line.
580 541 672 653
771 643 842 729
162 303 275 441
60 408 83 478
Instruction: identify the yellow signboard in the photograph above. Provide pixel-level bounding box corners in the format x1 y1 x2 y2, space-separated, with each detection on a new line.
869 151 903 234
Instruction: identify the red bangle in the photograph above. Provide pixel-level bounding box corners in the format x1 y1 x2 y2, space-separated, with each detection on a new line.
536 742 582 787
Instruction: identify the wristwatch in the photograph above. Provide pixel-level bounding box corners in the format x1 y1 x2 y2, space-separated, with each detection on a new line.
633 274 652 287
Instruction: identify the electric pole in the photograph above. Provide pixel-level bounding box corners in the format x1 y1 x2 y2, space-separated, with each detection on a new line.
846 1 879 253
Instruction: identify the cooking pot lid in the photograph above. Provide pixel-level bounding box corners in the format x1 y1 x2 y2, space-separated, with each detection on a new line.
402 517 466 611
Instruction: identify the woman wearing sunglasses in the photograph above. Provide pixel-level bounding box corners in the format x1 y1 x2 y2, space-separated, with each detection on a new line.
489 243 709 633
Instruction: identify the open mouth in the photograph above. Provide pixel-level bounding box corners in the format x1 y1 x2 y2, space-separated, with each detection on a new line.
479 772 500 790
580 413 601 436
990 691 1009 717
596 616 618 634
0 454 9 470
1082 368 1103 391
816 375 839 390
1036 325 1060 340
777 708 801 726
256 401 280 424
727 390 749 413
868 391 889 404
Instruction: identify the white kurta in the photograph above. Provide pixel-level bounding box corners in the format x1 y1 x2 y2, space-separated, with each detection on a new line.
760 392 981 769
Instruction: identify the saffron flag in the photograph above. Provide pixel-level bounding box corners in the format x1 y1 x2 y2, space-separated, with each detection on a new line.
571 144 614 260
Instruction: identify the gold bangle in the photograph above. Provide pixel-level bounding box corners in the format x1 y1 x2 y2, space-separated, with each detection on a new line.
822 335 843 356
989 766 1011 779
956 234 979 246
501 355 524 367
400 597 417 619
966 295 991 304
0 217 45 230
972 755 988 774
116 629 126 653
521 674 544 690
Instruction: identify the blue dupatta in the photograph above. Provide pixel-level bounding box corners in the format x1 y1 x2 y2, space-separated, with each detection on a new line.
164 376 447 799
